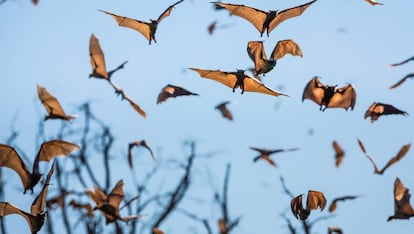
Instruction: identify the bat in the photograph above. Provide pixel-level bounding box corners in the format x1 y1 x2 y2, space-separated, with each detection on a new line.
99 0 184 45
128 140 155 169
212 0 317 37
328 227 343 234
0 162 54 234
207 20 233 35
328 195 360 213
247 40 303 76
388 177 414 221
389 73 414 89
153 228 165 234
249 146 298 167
291 190 326 220
69 200 94 217
46 190 75 209
365 0 383 6
37 84 76 121
332 140 344 168
215 101 233 121
390 56 414 67
364 102 408 123
89 34 128 80
0 139 79 193
302 76 356 111
357 138 411 175
189 68 288 97
87 180 140 224
157 84 199 104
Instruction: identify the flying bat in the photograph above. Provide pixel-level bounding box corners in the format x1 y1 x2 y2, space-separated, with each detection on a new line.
328 195 360 213
247 40 303 76
390 56 414 67
389 73 414 89
207 20 233 35
128 140 155 169
302 76 356 111
37 84 76 121
364 102 408 123
46 190 75 210
69 200 94 217
365 0 383 6
357 138 411 175
291 190 326 220
0 162 54 234
153 228 165 234
157 84 199 104
212 0 317 37
328 227 343 234
215 101 233 121
332 140 345 168
249 146 298 167
87 180 140 224
388 177 414 221
99 0 184 45
189 68 288 97
0 140 79 193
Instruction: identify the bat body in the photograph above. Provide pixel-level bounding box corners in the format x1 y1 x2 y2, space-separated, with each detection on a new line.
247 40 302 76
212 0 317 37
0 163 54 234
128 140 155 169
357 138 411 175
291 190 326 220
100 0 184 45
215 101 233 121
389 73 414 89
37 84 76 121
189 68 288 97
157 84 199 104
328 195 360 213
249 146 298 167
365 0 383 6
302 76 356 111
332 141 344 168
388 177 414 221
364 102 408 123
0 140 79 193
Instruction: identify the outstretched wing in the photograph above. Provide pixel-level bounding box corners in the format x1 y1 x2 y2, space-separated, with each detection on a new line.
302 76 325 105
0 202 42 234
270 39 303 61
328 84 356 110
213 2 267 34
108 180 125 210
157 84 199 104
306 190 327 212
122 92 147 118
389 73 414 89
99 10 151 42
247 41 267 74
157 0 184 23
215 101 233 121
268 0 317 34
89 34 109 79
390 56 414 67
243 76 287 97
37 85 73 121
31 161 55 216
189 68 237 89
0 144 31 192
128 140 155 169
328 195 360 213
357 138 382 174
380 144 411 174
332 140 344 168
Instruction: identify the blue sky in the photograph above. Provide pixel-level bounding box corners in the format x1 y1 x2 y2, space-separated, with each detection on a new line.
1 0 414 233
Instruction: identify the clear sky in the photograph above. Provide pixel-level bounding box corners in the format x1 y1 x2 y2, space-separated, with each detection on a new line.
1 0 414 233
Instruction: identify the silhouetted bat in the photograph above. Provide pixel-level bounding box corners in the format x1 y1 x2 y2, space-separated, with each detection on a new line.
247 40 302 76
69 200 94 217
249 146 298 167
189 68 288 97
212 0 317 37
302 76 356 111
215 101 233 121
328 195 360 213
37 84 76 121
157 84 199 104
87 180 140 224
365 0 383 5
328 227 343 234
128 140 155 169
389 73 414 89
0 162 54 234
357 138 411 175
291 190 326 220
388 177 414 221
390 56 414 67
0 140 79 193
364 102 408 123
99 0 184 45
332 140 344 168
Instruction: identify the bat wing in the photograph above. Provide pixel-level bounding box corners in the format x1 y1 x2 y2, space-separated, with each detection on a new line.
31 162 55 216
306 190 327 212
243 76 287 96
213 2 267 34
332 141 344 168
357 138 381 174
389 178 414 220
215 101 233 121
122 93 147 118
0 202 42 234
153 228 165 234
247 41 267 74
108 180 125 210
390 56 414 67
157 84 199 104
328 195 359 213
69 200 95 217
389 73 414 89
381 103 408 116
128 140 155 168
107 60 128 79
302 76 325 105
37 140 80 162
290 194 309 220
87 186 107 207
0 144 31 192
37 84 73 121
270 39 303 61
327 84 356 110
89 34 108 79
268 0 317 34
189 68 238 89
157 0 184 23
99 10 151 42
380 144 411 174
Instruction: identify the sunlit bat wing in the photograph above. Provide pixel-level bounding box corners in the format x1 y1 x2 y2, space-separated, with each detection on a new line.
215 101 233 121
332 140 344 168
270 39 303 61
389 73 414 89
380 144 411 174
328 195 359 213
242 75 287 96
213 2 267 34
37 85 75 121
107 60 128 79
327 84 356 110
108 180 125 210
390 56 414 67
290 194 309 220
0 144 31 192
302 76 324 105
388 177 414 221
89 33 109 79
37 140 80 162
122 93 147 118
268 0 317 34
87 186 107 207
365 0 383 6
157 0 184 23
364 102 408 123
157 84 199 104
247 41 267 74
189 68 238 89
357 138 381 173
0 202 43 234
306 190 327 212
31 162 55 216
